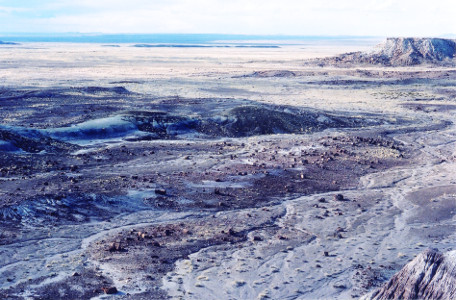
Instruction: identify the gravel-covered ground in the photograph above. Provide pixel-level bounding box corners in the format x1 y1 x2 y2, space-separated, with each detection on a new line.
1 42 456 299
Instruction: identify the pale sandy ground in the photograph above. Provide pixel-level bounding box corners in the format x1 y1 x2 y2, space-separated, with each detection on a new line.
163 132 456 299
1 40 456 299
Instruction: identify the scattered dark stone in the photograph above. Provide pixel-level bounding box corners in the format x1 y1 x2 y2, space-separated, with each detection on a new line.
138 232 151 239
108 242 123 252
333 283 346 289
336 227 345 232
155 188 167 195
102 286 118 294
334 194 345 201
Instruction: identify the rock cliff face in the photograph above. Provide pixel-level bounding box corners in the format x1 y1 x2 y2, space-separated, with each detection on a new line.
318 38 456 66
368 249 456 300
375 38 456 65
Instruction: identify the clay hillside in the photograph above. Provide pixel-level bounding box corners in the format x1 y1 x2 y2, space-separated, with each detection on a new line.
316 37 456 66
366 248 456 300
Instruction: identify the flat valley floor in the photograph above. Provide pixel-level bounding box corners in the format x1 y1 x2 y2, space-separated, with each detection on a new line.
0 41 456 299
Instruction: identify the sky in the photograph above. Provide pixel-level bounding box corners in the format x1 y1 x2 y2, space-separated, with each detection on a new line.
0 0 455 36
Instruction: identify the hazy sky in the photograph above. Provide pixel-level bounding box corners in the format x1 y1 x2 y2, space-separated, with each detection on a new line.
0 0 455 36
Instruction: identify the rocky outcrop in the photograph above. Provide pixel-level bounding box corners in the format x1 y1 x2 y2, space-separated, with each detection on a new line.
367 248 456 300
317 38 456 66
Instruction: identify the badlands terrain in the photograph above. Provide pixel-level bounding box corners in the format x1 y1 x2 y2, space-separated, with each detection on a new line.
0 37 456 299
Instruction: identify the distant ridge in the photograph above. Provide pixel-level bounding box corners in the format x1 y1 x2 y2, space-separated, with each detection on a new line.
316 37 456 66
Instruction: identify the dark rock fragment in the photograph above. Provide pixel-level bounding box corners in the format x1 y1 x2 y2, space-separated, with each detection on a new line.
102 287 118 294
155 188 167 195
334 194 345 201
108 242 123 252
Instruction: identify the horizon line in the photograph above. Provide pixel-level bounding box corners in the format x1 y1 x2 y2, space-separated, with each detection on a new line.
0 33 384 37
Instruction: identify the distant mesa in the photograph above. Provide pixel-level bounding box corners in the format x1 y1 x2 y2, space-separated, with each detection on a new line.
236 70 297 78
366 248 456 300
132 44 279 49
134 44 212 48
234 45 280 48
0 40 19 45
317 37 456 66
